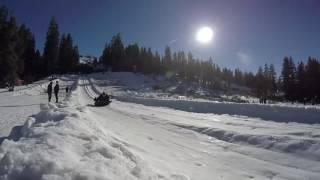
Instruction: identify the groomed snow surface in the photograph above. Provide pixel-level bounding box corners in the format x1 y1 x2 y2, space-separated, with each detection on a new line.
0 72 320 180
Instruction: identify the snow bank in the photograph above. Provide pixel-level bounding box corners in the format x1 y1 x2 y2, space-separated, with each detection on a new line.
174 124 320 161
0 102 166 180
114 96 320 124
12 83 46 96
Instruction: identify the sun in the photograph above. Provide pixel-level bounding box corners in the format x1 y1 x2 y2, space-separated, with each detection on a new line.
196 26 214 44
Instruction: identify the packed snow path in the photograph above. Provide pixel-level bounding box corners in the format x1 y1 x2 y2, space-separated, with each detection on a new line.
0 75 319 180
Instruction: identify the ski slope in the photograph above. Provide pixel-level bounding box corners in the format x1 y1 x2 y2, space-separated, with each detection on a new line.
0 73 320 180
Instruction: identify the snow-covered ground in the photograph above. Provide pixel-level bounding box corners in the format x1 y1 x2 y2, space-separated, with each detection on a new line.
0 80 47 137
88 72 256 103
0 76 76 137
0 72 320 180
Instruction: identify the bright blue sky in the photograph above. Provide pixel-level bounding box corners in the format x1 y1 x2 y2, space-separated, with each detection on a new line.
1 0 320 73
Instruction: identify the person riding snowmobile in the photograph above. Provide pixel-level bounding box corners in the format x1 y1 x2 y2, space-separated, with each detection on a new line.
95 92 110 102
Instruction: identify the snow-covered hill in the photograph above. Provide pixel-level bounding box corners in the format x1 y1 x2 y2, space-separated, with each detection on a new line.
0 73 320 180
89 72 256 103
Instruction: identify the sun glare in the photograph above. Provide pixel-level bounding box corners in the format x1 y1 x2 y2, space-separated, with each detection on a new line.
196 26 213 44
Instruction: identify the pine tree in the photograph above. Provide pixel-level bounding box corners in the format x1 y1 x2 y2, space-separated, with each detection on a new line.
244 72 255 89
153 51 161 75
162 46 172 74
281 57 296 102
175 51 185 80
0 11 19 85
18 25 36 80
43 17 59 75
305 57 320 103
139 47 147 73
58 33 77 73
268 64 277 96
124 43 140 72
100 42 111 68
145 48 153 74
255 66 264 97
72 45 79 71
296 61 306 103
58 34 67 73
110 34 125 71
34 50 43 77
186 52 195 81
234 68 244 85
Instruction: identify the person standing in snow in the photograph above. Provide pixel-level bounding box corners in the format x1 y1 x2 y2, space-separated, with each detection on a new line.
47 81 53 102
54 81 59 103
66 86 70 97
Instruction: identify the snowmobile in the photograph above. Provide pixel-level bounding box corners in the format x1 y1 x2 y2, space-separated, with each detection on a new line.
8 86 14 92
94 93 111 106
7 83 14 92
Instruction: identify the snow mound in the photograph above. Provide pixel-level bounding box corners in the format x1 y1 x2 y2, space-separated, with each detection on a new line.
0 102 167 180
174 124 320 161
12 83 47 96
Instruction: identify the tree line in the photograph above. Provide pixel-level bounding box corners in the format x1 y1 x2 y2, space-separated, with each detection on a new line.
100 34 320 104
100 34 278 98
281 57 320 104
0 5 79 86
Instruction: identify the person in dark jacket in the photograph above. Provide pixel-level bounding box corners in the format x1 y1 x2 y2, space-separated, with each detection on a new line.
54 81 59 103
47 82 53 102
66 86 71 97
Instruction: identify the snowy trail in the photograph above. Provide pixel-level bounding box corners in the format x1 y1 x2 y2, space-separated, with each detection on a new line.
78 77 320 180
